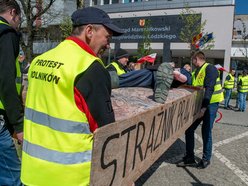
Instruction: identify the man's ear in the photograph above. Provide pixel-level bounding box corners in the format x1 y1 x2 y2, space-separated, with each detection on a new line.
85 24 94 39
9 8 17 17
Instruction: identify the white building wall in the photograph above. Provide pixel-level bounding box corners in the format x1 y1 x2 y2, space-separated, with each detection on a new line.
109 5 234 77
109 6 234 52
232 15 248 61
33 0 235 76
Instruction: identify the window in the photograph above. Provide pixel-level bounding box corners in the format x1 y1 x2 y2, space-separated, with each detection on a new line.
102 0 120 4
91 0 98 5
104 0 110 4
123 0 143 3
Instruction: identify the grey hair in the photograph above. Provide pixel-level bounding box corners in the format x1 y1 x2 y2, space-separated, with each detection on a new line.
71 24 103 36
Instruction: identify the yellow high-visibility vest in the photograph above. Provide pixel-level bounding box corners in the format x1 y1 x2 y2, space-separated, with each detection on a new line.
21 39 104 186
224 73 235 89
192 63 224 103
108 61 126 75
239 76 248 93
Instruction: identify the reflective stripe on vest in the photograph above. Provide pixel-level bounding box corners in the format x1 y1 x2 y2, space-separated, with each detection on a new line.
25 107 91 134
110 61 126 75
0 21 22 109
23 139 92 165
224 74 235 89
192 63 224 103
239 76 248 93
21 39 104 186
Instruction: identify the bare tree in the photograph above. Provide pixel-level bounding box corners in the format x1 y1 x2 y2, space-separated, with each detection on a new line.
18 0 58 62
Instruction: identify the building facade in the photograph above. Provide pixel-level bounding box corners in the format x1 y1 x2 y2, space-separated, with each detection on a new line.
232 15 248 74
31 0 242 80
84 0 235 79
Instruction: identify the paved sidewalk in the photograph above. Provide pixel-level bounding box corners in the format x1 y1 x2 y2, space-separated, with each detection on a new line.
136 100 248 186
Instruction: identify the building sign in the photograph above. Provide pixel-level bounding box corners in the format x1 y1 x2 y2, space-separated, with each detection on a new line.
112 14 200 43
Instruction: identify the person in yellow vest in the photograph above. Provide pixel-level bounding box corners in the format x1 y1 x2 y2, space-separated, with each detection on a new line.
106 48 131 88
21 7 123 186
237 69 248 112
0 1 23 185
107 48 157 90
224 69 235 109
177 51 224 169
107 48 130 75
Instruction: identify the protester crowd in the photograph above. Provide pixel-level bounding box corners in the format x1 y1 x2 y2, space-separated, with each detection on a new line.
1 0 248 185
223 69 248 112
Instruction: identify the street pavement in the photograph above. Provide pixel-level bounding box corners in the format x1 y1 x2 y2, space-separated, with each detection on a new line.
135 99 248 186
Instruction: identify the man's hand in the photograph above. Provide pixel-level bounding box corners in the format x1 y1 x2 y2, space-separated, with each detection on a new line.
16 132 23 145
173 70 187 83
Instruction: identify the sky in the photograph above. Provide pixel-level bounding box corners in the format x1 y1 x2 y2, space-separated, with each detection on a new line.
235 0 248 15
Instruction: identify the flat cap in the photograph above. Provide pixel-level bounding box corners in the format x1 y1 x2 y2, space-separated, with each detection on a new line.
71 7 124 36
115 48 129 59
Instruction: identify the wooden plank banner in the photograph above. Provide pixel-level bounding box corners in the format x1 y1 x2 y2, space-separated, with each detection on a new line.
90 87 203 186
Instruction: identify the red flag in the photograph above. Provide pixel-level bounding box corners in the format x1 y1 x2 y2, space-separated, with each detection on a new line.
136 53 157 64
215 64 227 72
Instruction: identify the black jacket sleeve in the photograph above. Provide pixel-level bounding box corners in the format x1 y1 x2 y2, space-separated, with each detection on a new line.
0 27 23 133
180 68 192 85
202 65 218 108
106 63 117 72
238 79 242 86
75 61 115 127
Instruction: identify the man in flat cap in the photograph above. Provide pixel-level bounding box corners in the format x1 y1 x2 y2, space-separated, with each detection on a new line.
107 48 130 75
21 7 123 186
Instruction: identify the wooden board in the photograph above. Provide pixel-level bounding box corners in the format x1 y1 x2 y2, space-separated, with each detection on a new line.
90 86 203 186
